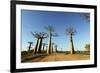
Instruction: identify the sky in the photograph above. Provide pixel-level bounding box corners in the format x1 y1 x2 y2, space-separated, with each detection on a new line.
21 10 90 51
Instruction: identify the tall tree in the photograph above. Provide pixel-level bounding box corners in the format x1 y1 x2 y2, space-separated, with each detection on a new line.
51 43 54 53
45 25 54 54
45 25 58 54
31 32 40 54
37 32 47 53
65 26 76 54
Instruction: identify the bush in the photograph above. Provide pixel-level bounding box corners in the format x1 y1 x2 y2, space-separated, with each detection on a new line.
21 51 28 58
85 44 90 51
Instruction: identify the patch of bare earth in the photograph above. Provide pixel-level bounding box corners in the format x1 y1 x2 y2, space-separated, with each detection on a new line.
30 53 90 62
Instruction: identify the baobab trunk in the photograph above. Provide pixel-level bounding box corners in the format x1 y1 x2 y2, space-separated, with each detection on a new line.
70 33 75 54
55 48 57 53
46 46 48 53
47 32 52 54
51 44 52 53
51 44 54 53
55 45 57 53
37 38 43 53
28 45 31 52
28 43 32 52
34 38 39 54
42 44 45 52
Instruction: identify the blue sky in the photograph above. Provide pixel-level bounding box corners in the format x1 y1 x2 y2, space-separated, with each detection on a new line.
21 10 90 51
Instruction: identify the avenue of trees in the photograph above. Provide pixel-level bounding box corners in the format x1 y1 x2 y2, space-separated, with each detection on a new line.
22 25 90 57
21 13 91 62
25 25 78 55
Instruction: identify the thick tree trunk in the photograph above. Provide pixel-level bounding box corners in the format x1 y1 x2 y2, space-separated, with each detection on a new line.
55 45 57 53
51 44 53 53
70 33 75 54
42 44 45 52
34 38 39 54
46 46 48 53
55 48 57 53
37 38 43 53
47 32 52 54
28 45 31 52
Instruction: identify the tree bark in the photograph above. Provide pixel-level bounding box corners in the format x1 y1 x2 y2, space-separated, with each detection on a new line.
70 33 75 54
51 44 53 53
47 32 52 54
34 38 39 54
28 45 31 52
37 38 43 53
42 44 45 52
55 45 57 53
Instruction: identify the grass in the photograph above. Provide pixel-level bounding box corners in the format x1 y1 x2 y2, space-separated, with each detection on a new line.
21 50 48 62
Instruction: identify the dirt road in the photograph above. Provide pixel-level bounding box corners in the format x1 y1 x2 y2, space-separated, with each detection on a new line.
29 53 90 62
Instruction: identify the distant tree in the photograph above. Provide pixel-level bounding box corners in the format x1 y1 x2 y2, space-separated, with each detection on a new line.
27 42 33 52
42 43 47 51
55 45 58 53
51 43 54 53
65 26 77 54
85 44 90 51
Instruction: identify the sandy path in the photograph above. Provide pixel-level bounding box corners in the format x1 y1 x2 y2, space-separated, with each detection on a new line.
30 53 90 62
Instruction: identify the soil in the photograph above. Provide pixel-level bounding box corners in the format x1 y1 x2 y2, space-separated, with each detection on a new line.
26 53 90 62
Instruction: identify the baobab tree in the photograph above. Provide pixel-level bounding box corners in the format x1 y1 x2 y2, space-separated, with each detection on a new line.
65 26 76 54
31 32 40 54
45 25 58 54
45 45 48 52
27 42 33 52
42 43 47 52
45 25 54 54
37 32 47 53
55 45 58 53
51 43 54 53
